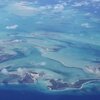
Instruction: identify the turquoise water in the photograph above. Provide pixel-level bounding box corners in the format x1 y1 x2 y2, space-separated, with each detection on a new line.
0 0 100 98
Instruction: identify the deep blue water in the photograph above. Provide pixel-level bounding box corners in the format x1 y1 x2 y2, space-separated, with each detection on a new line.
0 90 100 100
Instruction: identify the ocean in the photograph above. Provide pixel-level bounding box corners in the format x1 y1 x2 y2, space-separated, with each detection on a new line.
0 90 100 100
0 0 100 100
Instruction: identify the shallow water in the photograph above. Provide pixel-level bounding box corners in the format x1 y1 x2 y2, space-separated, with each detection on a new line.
0 0 100 99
